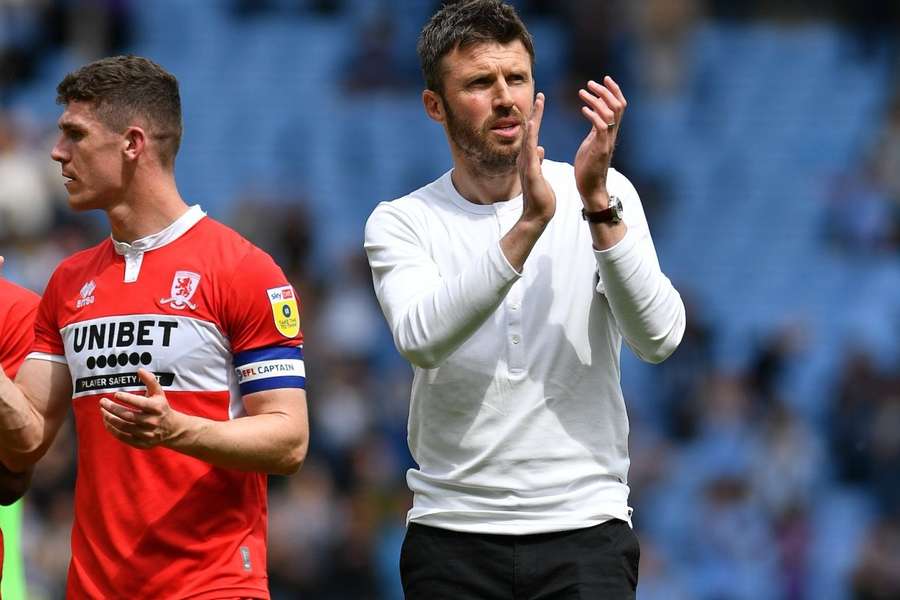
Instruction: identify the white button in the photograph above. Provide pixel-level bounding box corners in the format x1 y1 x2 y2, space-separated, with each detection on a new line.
511 335 520 344
510 304 520 311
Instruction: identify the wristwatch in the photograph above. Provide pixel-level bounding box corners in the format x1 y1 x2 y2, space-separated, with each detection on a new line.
582 195 623 224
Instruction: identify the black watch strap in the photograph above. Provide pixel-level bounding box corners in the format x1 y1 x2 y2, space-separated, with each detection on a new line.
582 207 617 223
582 195 623 224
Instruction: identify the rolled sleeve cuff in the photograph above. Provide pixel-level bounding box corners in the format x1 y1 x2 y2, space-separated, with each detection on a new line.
492 240 524 280
592 228 639 269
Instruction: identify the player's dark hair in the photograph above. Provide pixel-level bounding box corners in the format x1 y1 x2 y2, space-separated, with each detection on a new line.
418 0 535 93
56 55 182 168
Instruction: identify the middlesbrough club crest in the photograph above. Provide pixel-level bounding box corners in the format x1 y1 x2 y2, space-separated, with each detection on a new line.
160 271 201 310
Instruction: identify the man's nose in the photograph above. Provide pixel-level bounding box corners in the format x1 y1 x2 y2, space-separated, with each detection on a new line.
493 79 514 109
50 139 67 162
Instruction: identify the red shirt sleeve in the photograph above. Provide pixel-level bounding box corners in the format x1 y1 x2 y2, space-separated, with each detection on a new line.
0 280 41 379
30 269 65 358
221 245 304 353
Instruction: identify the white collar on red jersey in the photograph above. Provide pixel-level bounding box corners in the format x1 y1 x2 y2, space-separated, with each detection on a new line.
111 205 206 283
111 205 206 256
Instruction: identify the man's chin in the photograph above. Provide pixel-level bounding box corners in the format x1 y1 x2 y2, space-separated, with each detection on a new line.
66 195 101 212
483 144 521 168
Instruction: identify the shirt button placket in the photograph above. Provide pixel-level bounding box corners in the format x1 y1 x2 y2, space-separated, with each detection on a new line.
507 285 524 374
499 206 525 374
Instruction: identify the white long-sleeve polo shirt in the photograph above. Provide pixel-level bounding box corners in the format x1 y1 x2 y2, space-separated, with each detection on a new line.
364 159 686 534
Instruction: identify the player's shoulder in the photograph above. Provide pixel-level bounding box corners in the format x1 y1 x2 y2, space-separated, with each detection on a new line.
192 216 251 248
191 216 269 264
366 172 453 237
375 174 446 215
194 216 282 277
0 278 39 312
46 239 113 288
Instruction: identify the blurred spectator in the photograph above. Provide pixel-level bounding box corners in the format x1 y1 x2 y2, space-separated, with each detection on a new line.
750 404 825 518
0 0 49 94
634 539 692 600
836 0 900 60
686 473 780 599
20 419 75 600
654 294 714 441
341 11 413 94
0 113 55 240
868 387 900 512
630 0 700 99
556 0 630 108
747 323 809 411
830 347 900 513
267 460 345 597
824 162 899 254
311 360 376 467
822 84 900 254
872 90 900 232
851 514 900 599
61 0 132 60
1 0 131 90
230 194 315 281
312 251 385 363
751 405 823 597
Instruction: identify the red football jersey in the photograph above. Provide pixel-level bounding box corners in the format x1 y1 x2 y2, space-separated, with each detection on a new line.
0 279 39 380
30 207 305 599
0 278 39 590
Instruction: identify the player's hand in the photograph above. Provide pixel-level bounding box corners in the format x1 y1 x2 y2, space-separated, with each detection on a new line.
517 92 556 224
99 368 183 449
574 76 627 208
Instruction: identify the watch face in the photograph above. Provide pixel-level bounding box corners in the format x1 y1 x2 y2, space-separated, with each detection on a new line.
611 197 624 221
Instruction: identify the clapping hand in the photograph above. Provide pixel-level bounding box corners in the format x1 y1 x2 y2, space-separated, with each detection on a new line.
517 92 556 225
574 76 627 208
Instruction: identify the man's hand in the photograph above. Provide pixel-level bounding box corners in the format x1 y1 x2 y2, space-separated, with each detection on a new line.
574 76 627 209
517 92 556 225
100 368 184 449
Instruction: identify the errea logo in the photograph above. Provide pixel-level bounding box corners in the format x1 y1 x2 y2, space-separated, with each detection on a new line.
76 280 96 309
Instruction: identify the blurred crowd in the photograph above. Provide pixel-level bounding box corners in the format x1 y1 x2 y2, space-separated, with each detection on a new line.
2 1 900 599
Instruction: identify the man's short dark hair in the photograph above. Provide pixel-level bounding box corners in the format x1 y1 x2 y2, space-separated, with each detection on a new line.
56 55 183 167
417 0 535 93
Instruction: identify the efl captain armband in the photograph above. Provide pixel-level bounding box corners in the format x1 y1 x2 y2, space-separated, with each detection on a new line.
233 346 306 395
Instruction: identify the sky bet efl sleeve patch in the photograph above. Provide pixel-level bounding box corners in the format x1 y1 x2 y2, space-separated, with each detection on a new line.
233 345 305 395
267 285 300 338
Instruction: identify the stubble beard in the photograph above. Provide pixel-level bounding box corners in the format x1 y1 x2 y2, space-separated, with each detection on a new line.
444 101 522 177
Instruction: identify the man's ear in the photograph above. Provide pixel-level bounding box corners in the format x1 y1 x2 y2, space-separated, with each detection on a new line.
423 89 446 124
122 126 147 161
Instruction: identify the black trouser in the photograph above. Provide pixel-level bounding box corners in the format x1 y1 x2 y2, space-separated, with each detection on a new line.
400 519 640 600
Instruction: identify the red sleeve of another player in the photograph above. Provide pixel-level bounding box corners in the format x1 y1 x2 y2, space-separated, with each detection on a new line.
30 272 65 359
222 246 304 354
0 285 40 379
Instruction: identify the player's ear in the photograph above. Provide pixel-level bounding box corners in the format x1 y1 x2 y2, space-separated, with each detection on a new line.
122 126 147 162
423 89 446 124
